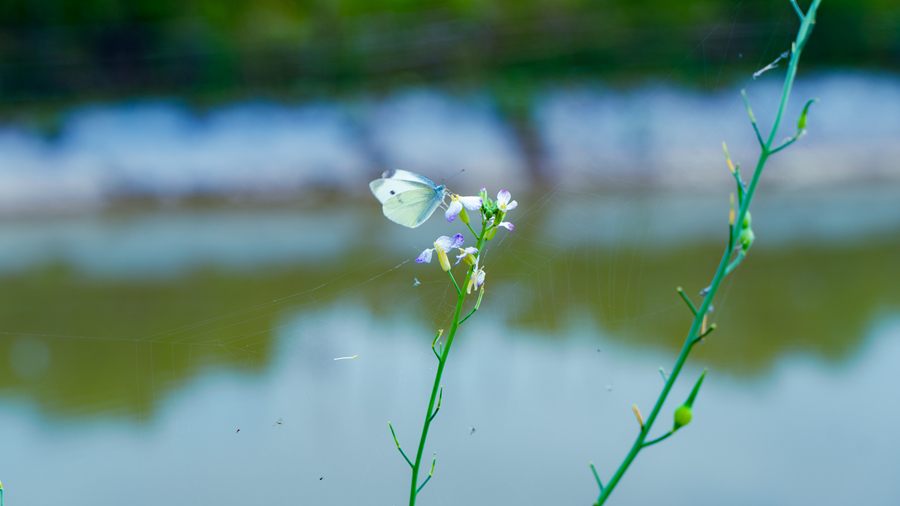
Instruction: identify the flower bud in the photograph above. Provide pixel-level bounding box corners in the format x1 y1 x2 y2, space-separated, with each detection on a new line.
479 187 488 202
458 248 477 267
740 228 755 252
742 211 752 230
798 98 817 131
435 243 451 271
729 194 735 226
485 226 497 241
459 206 470 224
673 405 693 430
673 369 706 431
483 197 497 219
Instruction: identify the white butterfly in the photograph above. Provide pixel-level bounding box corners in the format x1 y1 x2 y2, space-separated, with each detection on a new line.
369 169 448 228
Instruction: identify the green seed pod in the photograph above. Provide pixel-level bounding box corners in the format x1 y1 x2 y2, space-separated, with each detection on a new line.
740 228 755 252
459 206 470 224
673 405 693 430
742 211 752 230
485 226 497 241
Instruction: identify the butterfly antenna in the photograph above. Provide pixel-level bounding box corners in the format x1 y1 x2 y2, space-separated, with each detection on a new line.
442 169 465 185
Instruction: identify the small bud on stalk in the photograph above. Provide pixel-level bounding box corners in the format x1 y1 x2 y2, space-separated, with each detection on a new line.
673 369 707 432
729 194 735 226
740 228 755 252
798 98 818 131
673 405 693 430
458 206 470 224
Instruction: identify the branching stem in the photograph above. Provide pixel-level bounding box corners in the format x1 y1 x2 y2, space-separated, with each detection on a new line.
459 285 485 325
642 430 674 448
592 2 821 503
389 422 414 469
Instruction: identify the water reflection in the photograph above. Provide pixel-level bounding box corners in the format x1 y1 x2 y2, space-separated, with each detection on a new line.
1 301 898 505
0 185 897 422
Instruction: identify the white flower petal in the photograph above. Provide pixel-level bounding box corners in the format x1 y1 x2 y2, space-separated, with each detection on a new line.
497 190 511 206
459 196 483 211
498 221 514 232
434 236 453 251
504 200 518 211
450 233 465 249
445 200 463 223
475 269 486 287
416 249 433 263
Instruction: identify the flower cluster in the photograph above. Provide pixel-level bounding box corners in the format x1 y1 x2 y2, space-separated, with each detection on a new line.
416 189 519 293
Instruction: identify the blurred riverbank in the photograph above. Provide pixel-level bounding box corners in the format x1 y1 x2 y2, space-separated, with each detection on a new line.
0 71 898 215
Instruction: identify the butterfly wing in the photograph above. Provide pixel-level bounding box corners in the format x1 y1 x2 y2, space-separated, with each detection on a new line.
369 178 432 204
369 169 441 204
382 169 439 187
381 188 444 228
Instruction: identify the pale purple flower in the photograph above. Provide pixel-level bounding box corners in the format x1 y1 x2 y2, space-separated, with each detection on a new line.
415 248 433 264
496 190 518 213
487 217 514 234
455 246 479 265
437 233 465 251
445 195 483 223
467 264 486 294
416 234 465 266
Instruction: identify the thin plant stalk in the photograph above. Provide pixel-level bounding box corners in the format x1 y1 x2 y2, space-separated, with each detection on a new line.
398 220 489 506
592 1 821 503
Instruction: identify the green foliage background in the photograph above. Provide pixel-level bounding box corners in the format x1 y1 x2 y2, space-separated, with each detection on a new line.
1 0 897 100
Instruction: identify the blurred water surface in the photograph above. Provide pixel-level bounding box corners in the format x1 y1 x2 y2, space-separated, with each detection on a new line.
0 176 898 504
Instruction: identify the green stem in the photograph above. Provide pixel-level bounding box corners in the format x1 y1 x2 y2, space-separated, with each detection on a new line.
694 324 717 343
390 422 414 468
465 221 479 239
642 430 674 448
408 227 488 506
741 90 766 150
459 284 485 325
448 270 462 296
593 2 820 503
590 463 603 493
791 0 806 20
676 287 698 316
769 136 799 155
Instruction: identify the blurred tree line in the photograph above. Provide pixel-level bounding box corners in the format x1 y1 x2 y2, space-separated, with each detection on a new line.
0 0 898 101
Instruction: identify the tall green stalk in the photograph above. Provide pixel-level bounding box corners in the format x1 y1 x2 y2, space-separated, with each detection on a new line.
591 1 822 503
389 211 492 506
